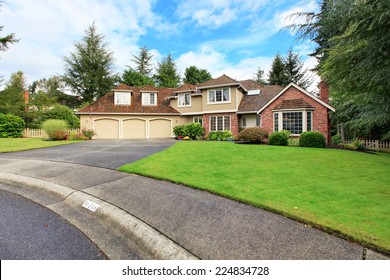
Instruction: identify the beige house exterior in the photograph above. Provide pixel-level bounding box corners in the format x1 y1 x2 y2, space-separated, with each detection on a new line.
77 75 335 141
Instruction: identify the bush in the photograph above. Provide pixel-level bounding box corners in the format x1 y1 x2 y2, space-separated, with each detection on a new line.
348 138 365 150
237 127 268 143
39 105 80 128
332 134 342 145
207 131 233 141
0 113 26 138
173 123 204 140
42 119 68 140
269 132 289 146
81 128 96 140
299 132 326 148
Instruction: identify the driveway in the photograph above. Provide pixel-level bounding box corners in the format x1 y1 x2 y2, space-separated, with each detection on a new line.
0 139 175 169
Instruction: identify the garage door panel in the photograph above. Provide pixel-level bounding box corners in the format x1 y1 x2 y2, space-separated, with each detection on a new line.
149 119 171 138
94 119 119 139
123 119 146 139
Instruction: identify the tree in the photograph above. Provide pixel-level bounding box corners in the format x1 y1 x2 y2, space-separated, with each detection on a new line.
131 46 153 76
253 67 267 86
154 53 181 88
0 3 19 53
183 66 212 84
288 0 390 140
121 68 155 86
268 53 288 86
283 48 313 90
63 23 116 105
0 71 27 117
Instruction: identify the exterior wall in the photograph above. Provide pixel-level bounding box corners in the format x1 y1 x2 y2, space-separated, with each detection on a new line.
171 95 203 114
203 112 239 136
260 86 330 142
239 114 258 130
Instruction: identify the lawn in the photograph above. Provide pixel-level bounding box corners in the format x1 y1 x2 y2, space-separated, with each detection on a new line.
0 138 81 153
118 141 390 254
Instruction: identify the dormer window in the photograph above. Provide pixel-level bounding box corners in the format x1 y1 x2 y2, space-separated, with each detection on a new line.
142 92 157 106
178 93 191 107
115 91 131 105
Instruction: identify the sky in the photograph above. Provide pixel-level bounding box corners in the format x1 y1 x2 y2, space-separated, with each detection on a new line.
0 0 319 91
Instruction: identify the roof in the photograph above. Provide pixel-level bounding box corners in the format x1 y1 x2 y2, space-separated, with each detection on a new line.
238 79 263 91
173 83 196 93
272 98 315 110
196 74 239 89
238 85 283 113
77 85 179 115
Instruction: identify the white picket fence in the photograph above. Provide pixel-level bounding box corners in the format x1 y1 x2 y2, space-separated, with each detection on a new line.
344 139 390 152
23 128 81 138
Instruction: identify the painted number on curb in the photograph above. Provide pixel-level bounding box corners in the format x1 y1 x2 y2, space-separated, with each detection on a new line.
82 200 100 212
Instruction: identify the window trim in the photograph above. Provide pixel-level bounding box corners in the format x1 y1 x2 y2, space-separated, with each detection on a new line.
207 88 231 104
114 91 131 105
178 93 191 107
142 92 157 106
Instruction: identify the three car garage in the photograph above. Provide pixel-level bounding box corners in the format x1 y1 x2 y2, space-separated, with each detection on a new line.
90 117 175 139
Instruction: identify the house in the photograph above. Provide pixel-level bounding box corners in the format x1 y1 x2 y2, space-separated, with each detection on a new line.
77 75 335 142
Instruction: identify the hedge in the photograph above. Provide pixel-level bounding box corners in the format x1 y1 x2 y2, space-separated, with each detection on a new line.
0 113 26 138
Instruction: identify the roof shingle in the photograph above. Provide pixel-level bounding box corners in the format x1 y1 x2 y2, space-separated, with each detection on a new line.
238 85 283 112
272 98 315 110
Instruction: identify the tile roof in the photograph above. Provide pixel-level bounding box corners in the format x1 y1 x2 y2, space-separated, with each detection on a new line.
238 85 283 112
272 98 315 110
196 74 239 89
78 86 179 115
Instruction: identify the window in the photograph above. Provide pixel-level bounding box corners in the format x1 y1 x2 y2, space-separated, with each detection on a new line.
142 92 157 106
283 112 303 134
242 116 246 127
178 93 191 107
115 92 130 105
307 111 312 131
274 111 313 134
274 113 279 132
210 116 231 131
208 88 230 103
193 117 203 126
256 115 261 127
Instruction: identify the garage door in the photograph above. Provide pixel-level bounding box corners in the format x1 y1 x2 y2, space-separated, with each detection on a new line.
123 119 146 139
94 119 119 139
149 119 172 138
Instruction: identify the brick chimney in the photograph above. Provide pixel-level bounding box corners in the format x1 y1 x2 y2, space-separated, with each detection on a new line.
319 81 329 103
24 90 29 111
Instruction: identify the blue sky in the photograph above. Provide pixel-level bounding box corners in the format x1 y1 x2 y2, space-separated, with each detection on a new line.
0 0 319 90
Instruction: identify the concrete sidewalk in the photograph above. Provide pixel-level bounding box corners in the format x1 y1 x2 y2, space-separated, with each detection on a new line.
0 158 387 260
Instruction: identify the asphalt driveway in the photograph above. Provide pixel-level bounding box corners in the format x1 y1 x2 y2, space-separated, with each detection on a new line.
0 139 175 169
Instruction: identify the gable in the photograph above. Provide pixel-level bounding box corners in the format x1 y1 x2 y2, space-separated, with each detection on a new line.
257 83 335 113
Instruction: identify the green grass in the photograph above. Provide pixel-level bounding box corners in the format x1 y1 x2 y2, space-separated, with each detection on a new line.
118 141 390 254
0 138 82 153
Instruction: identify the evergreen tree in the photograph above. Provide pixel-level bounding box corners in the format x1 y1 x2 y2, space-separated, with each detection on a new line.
253 67 267 86
0 71 27 117
284 48 313 90
154 53 181 88
0 3 18 53
268 53 288 86
131 46 153 76
121 68 155 87
63 23 116 105
183 66 212 84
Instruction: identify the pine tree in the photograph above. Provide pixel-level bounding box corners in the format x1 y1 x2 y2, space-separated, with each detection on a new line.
154 53 181 88
284 48 313 90
63 23 116 104
268 53 288 86
131 46 153 76
253 67 267 86
183 66 212 84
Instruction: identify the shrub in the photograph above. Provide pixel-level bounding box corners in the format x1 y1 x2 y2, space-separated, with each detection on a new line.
269 132 289 146
332 134 342 145
38 105 80 128
237 127 268 143
207 131 233 141
42 119 68 140
348 138 365 150
280 130 292 138
0 113 26 138
299 132 326 148
173 123 204 140
81 128 96 140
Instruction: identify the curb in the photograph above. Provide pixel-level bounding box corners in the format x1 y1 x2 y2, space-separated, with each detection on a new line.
0 173 198 260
